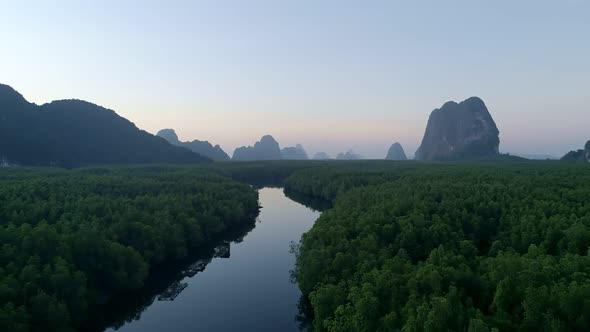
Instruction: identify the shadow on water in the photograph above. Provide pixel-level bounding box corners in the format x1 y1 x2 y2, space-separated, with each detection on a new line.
283 188 332 212
80 219 258 332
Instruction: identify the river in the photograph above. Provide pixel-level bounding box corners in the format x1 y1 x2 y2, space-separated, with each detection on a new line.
104 187 321 332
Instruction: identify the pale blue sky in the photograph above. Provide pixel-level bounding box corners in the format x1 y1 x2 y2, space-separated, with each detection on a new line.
1 0 588 158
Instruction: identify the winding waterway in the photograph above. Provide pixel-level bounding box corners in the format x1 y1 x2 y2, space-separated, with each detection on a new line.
105 187 320 332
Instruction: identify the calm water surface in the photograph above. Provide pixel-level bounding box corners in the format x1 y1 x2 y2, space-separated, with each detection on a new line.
106 187 320 332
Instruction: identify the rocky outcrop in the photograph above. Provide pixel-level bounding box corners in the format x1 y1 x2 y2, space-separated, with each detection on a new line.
385 142 407 160
157 129 230 161
313 152 331 160
561 140 590 162
156 129 180 144
232 135 282 161
281 144 308 160
415 97 500 161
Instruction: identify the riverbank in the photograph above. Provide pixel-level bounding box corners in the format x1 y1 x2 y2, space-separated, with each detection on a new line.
99 188 320 332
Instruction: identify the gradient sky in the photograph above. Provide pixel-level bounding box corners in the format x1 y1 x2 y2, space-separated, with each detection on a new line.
1 0 589 158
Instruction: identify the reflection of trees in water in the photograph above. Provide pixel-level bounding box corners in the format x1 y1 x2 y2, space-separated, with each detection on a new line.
85 188 325 332
284 187 329 332
283 188 332 212
82 218 258 332
289 258 313 330
296 295 314 332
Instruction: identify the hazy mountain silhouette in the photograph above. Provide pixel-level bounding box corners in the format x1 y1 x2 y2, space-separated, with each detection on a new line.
157 129 230 161
511 153 557 160
336 150 361 160
232 135 282 160
385 142 407 160
312 152 331 160
561 140 590 162
0 84 210 167
415 97 500 161
281 144 308 160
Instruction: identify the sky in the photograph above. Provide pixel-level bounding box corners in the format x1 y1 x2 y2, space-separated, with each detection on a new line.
1 0 589 158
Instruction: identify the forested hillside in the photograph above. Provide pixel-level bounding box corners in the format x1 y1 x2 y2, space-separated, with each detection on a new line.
287 164 590 331
0 84 209 167
0 168 258 332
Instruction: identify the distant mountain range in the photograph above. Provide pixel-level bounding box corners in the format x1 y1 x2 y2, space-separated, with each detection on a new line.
232 135 309 161
281 144 308 160
1 84 583 165
312 152 331 160
336 150 362 160
233 135 282 161
157 129 230 161
0 84 210 167
511 153 558 160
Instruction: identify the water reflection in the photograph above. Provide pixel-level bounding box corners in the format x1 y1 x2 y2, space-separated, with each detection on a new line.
296 295 314 332
283 188 332 212
91 188 320 332
81 219 257 332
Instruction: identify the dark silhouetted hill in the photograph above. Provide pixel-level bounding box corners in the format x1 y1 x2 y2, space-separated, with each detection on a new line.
157 128 230 161
0 84 210 167
385 142 407 160
232 135 282 160
511 153 557 160
281 144 308 160
561 140 590 162
336 150 361 160
415 97 500 161
313 152 331 160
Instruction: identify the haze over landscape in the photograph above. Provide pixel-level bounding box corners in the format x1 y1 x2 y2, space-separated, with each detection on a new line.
2 0 589 158
3 2 590 332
